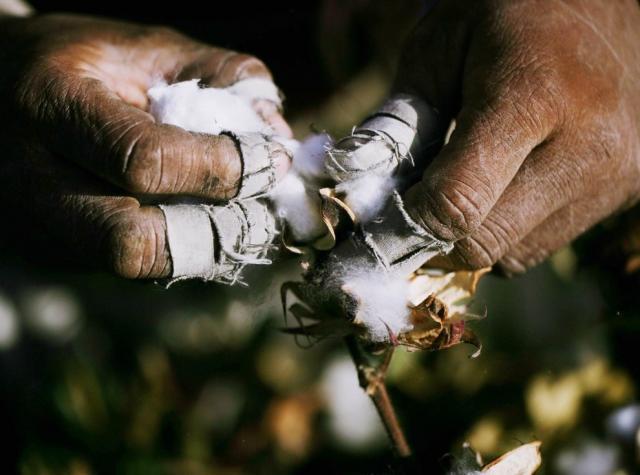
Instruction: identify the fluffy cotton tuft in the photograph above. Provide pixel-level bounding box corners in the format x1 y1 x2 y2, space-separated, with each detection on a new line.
269 173 325 241
336 174 396 224
148 80 333 243
340 266 412 342
148 79 271 135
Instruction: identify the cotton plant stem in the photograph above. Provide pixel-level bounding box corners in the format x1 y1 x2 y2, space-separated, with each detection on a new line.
344 336 412 458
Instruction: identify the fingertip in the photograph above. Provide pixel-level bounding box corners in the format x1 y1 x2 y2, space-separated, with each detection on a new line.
102 202 172 280
254 99 292 138
269 113 293 139
273 146 293 181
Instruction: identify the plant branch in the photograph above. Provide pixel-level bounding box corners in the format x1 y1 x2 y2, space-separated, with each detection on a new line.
345 336 412 458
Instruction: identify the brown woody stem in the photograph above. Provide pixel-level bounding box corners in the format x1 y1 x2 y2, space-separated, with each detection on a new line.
345 336 412 458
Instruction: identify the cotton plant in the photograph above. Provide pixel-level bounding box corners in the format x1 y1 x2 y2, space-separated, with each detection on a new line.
147 78 505 462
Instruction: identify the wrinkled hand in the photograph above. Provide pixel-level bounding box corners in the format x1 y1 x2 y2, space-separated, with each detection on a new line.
399 0 640 275
0 14 291 278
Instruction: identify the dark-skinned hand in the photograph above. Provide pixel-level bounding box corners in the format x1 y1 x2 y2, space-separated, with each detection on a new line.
0 14 291 278
399 0 640 275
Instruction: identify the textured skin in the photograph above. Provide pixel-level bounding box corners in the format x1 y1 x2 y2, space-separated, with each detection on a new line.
0 14 291 279
399 0 640 275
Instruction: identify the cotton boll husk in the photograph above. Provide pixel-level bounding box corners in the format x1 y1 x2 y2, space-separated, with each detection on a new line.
269 173 325 241
335 174 396 224
148 79 271 135
409 271 469 315
292 133 333 180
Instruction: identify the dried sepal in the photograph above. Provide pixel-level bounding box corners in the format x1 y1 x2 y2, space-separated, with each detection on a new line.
280 225 306 255
408 268 489 310
278 187 356 256
396 268 490 355
281 279 360 348
314 187 358 251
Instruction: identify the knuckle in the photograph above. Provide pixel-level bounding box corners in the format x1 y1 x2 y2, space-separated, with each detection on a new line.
417 178 485 241
103 214 157 279
16 65 68 122
208 135 242 199
224 53 272 81
482 211 520 252
118 128 163 194
213 136 243 199
453 235 499 270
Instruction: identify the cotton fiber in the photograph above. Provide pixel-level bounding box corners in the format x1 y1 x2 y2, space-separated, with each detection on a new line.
335 174 396 224
341 265 412 342
269 172 325 241
148 79 271 136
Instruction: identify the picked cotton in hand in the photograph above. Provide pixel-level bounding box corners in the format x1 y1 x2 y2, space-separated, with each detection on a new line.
148 79 329 247
292 132 332 180
269 172 325 241
148 79 271 135
268 133 332 241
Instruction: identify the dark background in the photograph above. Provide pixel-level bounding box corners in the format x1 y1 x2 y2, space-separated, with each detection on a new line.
2 1 640 474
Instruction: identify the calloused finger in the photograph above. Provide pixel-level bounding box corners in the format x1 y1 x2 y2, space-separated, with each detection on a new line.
23 68 290 200
427 137 603 270
2 143 172 278
498 186 635 276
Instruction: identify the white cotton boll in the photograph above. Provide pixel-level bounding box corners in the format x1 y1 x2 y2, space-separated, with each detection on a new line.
148 79 270 135
292 133 333 180
269 172 325 241
341 267 411 342
336 174 396 224
320 356 386 450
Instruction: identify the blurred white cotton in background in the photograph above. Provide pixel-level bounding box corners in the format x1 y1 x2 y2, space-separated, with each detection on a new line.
320 355 385 450
0 292 20 350
554 439 620 475
606 404 640 444
193 379 245 434
21 287 82 343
